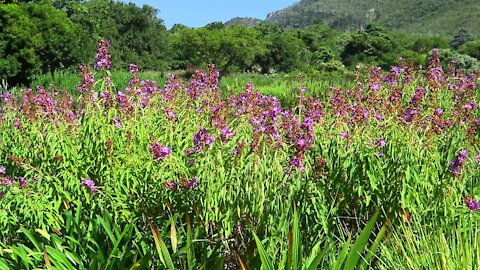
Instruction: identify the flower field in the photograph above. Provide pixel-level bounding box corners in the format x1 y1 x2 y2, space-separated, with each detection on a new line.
0 40 479 269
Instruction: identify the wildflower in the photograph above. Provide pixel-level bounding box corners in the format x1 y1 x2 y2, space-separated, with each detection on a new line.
18 177 27 188
434 108 444 116
190 128 215 153
112 116 122 128
377 152 385 157
164 181 177 190
0 167 5 174
458 149 468 163
463 102 478 110
1 176 13 187
220 127 235 142
94 39 112 70
80 179 97 193
14 118 22 129
184 176 198 190
150 142 172 160
476 153 480 164
289 156 305 171
449 149 468 175
465 195 480 211
340 132 349 139
232 149 239 155
375 138 386 147
129 64 139 74
77 65 94 93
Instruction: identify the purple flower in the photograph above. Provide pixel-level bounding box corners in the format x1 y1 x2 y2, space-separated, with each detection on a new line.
164 181 177 190
18 177 27 188
232 149 239 155
340 132 349 139
458 149 468 163
476 153 480 164
375 138 386 147
466 197 480 211
190 128 214 153
94 39 112 70
220 127 235 142
463 102 478 110
377 152 385 157
449 150 468 175
129 64 139 74
449 159 462 174
150 142 172 160
0 167 5 174
80 179 97 193
1 176 13 187
184 176 198 190
434 108 444 116
289 156 305 171
112 116 122 128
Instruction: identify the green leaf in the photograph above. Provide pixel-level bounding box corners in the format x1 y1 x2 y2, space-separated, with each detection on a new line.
150 224 175 270
252 231 275 270
288 205 301 270
186 214 194 270
305 241 328 270
344 209 380 269
19 227 42 252
333 234 351 270
360 217 389 270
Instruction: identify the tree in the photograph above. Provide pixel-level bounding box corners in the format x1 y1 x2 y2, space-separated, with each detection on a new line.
0 3 86 85
450 29 473 50
341 22 393 67
458 40 480 60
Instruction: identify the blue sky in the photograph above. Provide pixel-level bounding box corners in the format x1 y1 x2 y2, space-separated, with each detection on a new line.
128 1 298 28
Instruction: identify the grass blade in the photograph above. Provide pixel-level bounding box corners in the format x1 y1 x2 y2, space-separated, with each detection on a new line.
150 224 175 270
253 231 275 270
344 209 380 269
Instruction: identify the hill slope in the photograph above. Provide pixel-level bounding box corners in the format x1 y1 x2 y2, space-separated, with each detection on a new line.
263 0 480 37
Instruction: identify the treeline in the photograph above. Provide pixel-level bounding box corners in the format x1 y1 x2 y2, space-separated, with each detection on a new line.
1 0 480 86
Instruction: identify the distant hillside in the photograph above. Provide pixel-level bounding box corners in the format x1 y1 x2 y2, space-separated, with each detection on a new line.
232 0 480 37
225 17 262 28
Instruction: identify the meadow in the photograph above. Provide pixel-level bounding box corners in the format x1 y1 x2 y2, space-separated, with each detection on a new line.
0 40 479 269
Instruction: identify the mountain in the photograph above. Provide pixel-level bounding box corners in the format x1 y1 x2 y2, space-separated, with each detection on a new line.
229 0 480 37
224 17 263 28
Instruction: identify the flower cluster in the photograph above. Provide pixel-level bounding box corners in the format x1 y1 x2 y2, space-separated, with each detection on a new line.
94 39 112 70
465 195 479 211
150 142 172 160
164 176 199 191
185 128 214 155
449 149 468 175
80 179 97 194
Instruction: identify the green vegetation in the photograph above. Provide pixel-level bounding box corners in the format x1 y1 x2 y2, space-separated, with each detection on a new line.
1 39 479 269
263 0 480 37
3 0 480 89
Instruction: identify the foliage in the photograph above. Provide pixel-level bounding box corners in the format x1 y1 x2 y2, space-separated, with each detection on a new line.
459 40 480 60
378 213 480 269
263 0 480 38
1 34 480 270
0 2 87 85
